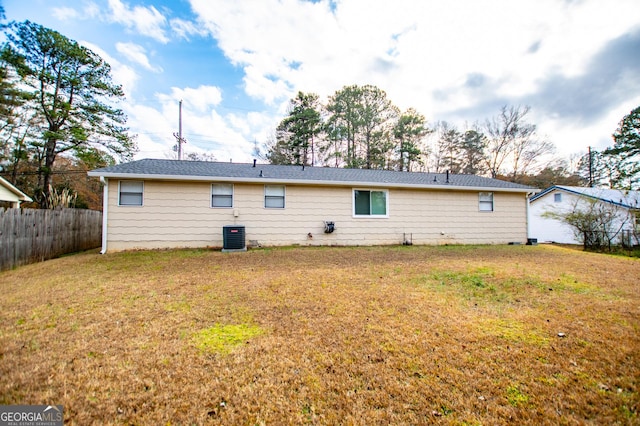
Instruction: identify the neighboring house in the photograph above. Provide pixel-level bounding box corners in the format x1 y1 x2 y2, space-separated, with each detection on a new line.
0 176 32 208
88 159 536 253
529 185 640 245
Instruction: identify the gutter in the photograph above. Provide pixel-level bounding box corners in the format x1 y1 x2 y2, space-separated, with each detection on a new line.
100 177 108 254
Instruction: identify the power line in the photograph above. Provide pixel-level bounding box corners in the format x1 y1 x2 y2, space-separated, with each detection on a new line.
0 169 90 176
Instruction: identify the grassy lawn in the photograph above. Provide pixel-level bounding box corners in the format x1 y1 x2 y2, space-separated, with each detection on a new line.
0 244 638 425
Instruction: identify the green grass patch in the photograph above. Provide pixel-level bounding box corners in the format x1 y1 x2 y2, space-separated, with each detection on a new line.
414 267 509 303
506 384 529 407
553 273 598 294
479 318 549 347
165 298 192 313
192 323 264 354
430 267 494 289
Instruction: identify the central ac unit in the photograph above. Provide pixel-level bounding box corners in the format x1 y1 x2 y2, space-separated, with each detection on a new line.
222 225 246 252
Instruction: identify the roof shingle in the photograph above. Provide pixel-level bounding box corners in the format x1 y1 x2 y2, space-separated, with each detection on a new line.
89 159 536 192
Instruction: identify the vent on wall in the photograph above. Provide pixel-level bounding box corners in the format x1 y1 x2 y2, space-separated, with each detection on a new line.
222 225 246 252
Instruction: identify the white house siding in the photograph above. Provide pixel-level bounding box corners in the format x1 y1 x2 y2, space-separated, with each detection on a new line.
529 190 582 244
0 185 21 204
529 189 638 245
106 179 528 251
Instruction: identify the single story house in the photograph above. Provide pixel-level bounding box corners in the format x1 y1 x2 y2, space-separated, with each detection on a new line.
0 176 32 208
88 159 537 253
529 185 640 245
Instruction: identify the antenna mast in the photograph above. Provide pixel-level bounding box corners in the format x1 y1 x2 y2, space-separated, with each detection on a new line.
173 100 186 160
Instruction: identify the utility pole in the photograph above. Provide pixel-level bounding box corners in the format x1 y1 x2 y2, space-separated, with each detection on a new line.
173 100 186 160
588 146 594 188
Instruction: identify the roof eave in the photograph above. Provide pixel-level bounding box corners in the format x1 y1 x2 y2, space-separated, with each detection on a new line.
88 171 535 193
0 176 33 201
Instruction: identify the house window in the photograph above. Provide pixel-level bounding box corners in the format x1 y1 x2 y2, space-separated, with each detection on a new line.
554 193 562 203
479 192 494 212
354 189 388 217
211 184 233 208
119 181 143 206
265 185 285 208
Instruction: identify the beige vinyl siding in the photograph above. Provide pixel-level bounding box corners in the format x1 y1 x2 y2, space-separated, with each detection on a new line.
106 179 528 251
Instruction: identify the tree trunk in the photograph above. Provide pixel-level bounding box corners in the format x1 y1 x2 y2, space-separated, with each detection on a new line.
39 138 58 208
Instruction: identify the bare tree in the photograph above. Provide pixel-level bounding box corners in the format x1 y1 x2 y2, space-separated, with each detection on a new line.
484 106 518 178
483 105 553 180
543 196 630 250
511 135 555 182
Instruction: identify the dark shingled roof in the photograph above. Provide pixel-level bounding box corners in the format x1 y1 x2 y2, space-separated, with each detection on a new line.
89 159 536 192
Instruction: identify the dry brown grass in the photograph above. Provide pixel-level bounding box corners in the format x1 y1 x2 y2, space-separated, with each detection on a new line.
0 244 638 425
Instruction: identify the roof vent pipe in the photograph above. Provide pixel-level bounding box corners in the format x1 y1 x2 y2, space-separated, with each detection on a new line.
253 159 256 167
433 176 438 182
446 170 450 183
302 164 305 171
259 170 263 177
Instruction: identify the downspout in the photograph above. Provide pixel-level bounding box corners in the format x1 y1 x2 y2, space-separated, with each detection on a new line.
100 176 108 254
526 192 532 241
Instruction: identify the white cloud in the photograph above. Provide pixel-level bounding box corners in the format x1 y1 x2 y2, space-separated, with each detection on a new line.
176 108 257 163
48 0 640 163
125 103 176 158
188 0 640 156
157 85 223 113
125 86 260 161
107 0 169 43
115 42 162 73
52 7 80 20
170 18 208 40
543 95 640 158
52 2 100 21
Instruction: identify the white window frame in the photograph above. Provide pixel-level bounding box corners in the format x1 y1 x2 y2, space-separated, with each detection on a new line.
118 180 143 206
479 192 494 212
211 183 233 208
353 189 389 218
264 185 285 209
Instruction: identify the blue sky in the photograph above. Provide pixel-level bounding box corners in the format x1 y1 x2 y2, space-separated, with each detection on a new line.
3 0 640 164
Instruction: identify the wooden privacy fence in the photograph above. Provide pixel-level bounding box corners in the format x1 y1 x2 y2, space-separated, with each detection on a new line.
0 208 102 271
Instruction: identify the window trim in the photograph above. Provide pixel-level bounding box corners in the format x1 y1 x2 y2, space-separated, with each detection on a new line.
211 183 234 208
352 188 389 218
264 185 285 209
479 191 494 212
118 180 144 207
